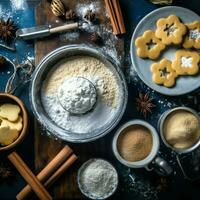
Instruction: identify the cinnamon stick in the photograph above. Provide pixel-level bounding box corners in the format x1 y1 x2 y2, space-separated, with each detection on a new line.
8 152 52 200
104 0 120 34
112 0 126 34
17 154 77 200
45 154 77 187
104 0 126 35
16 145 73 200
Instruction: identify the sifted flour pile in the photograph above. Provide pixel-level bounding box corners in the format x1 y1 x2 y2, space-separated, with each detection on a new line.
57 77 97 114
78 159 118 199
41 56 122 134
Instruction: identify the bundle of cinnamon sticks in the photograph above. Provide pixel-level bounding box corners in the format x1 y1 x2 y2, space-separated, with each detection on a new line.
16 145 77 200
104 0 126 35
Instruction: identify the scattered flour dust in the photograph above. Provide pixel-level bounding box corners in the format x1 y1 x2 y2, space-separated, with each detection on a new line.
41 56 122 134
60 31 80 42
60 1 120 63
76 2 101 21
0 0 27 20
0 5 11 19
11 0 27 11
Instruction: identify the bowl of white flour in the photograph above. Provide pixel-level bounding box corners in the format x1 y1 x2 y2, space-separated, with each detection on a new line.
30 45 128 142
77 158 118 199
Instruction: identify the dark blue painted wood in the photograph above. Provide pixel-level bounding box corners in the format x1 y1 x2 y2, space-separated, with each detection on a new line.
0 0 200 199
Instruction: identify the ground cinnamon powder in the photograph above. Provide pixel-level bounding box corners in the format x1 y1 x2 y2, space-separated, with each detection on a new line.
117 125 153 162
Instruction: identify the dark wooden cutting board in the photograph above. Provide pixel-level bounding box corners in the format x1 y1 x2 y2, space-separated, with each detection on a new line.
34 0 124 199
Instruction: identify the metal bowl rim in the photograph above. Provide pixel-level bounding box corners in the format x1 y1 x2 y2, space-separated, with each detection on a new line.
30 44 128 143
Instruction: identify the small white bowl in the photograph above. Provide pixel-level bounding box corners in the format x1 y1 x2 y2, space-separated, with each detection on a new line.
77 158 118 199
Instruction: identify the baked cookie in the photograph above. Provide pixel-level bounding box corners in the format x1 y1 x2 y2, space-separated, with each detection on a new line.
151 59 177 87
172 50 200 75
0 116 23 131
183 21 200 49
0 126 19 146
135 30 166 60
155 15 187 45
0 103 21 122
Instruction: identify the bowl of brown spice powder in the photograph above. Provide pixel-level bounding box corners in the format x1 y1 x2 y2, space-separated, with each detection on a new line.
113 120 172 175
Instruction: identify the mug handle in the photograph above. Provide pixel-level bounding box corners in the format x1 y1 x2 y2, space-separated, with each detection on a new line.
146 156 173 176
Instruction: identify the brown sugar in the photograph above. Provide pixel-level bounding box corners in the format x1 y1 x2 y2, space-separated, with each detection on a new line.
117 125 153 162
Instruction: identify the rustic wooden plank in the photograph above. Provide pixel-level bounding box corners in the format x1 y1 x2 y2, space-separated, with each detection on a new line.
34 0 124 199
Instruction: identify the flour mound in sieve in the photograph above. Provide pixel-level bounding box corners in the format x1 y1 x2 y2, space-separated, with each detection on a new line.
57 77 97 114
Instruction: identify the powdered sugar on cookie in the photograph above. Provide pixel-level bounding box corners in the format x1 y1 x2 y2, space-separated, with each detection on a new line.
189 29 200 40
181 57 193 68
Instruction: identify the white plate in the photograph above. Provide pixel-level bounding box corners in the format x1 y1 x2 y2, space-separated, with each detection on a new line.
130 6 200 96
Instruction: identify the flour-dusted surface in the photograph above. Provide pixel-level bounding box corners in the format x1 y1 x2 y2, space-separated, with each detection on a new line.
76 2 101 21
78 159 118 199
41 56 123 134
11 0 27 11
59 1 122 63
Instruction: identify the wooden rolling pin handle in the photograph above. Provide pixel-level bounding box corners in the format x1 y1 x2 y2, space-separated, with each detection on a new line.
49 22 79 34
17 145 73 200
8 151 52 200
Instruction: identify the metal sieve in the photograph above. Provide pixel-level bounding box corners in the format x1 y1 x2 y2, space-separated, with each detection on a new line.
30 45 128 143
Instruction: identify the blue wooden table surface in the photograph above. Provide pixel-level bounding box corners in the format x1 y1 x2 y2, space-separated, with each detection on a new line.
0 0 200 199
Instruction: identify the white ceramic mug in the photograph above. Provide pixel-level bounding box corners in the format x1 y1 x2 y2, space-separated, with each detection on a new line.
112 120 172 176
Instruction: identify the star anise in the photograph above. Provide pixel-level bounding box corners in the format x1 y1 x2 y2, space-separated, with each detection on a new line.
65 9 77 20
89 32 101 44
135 92 155 117
84 10 96 22
0 18 17 43
0 160 15 179
156 177 169 192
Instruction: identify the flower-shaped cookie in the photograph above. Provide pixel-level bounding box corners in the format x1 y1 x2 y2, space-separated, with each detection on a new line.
183 21 200 49
151 59 177 87
155 15 187 45
172 50 200 75
135 30 166 60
